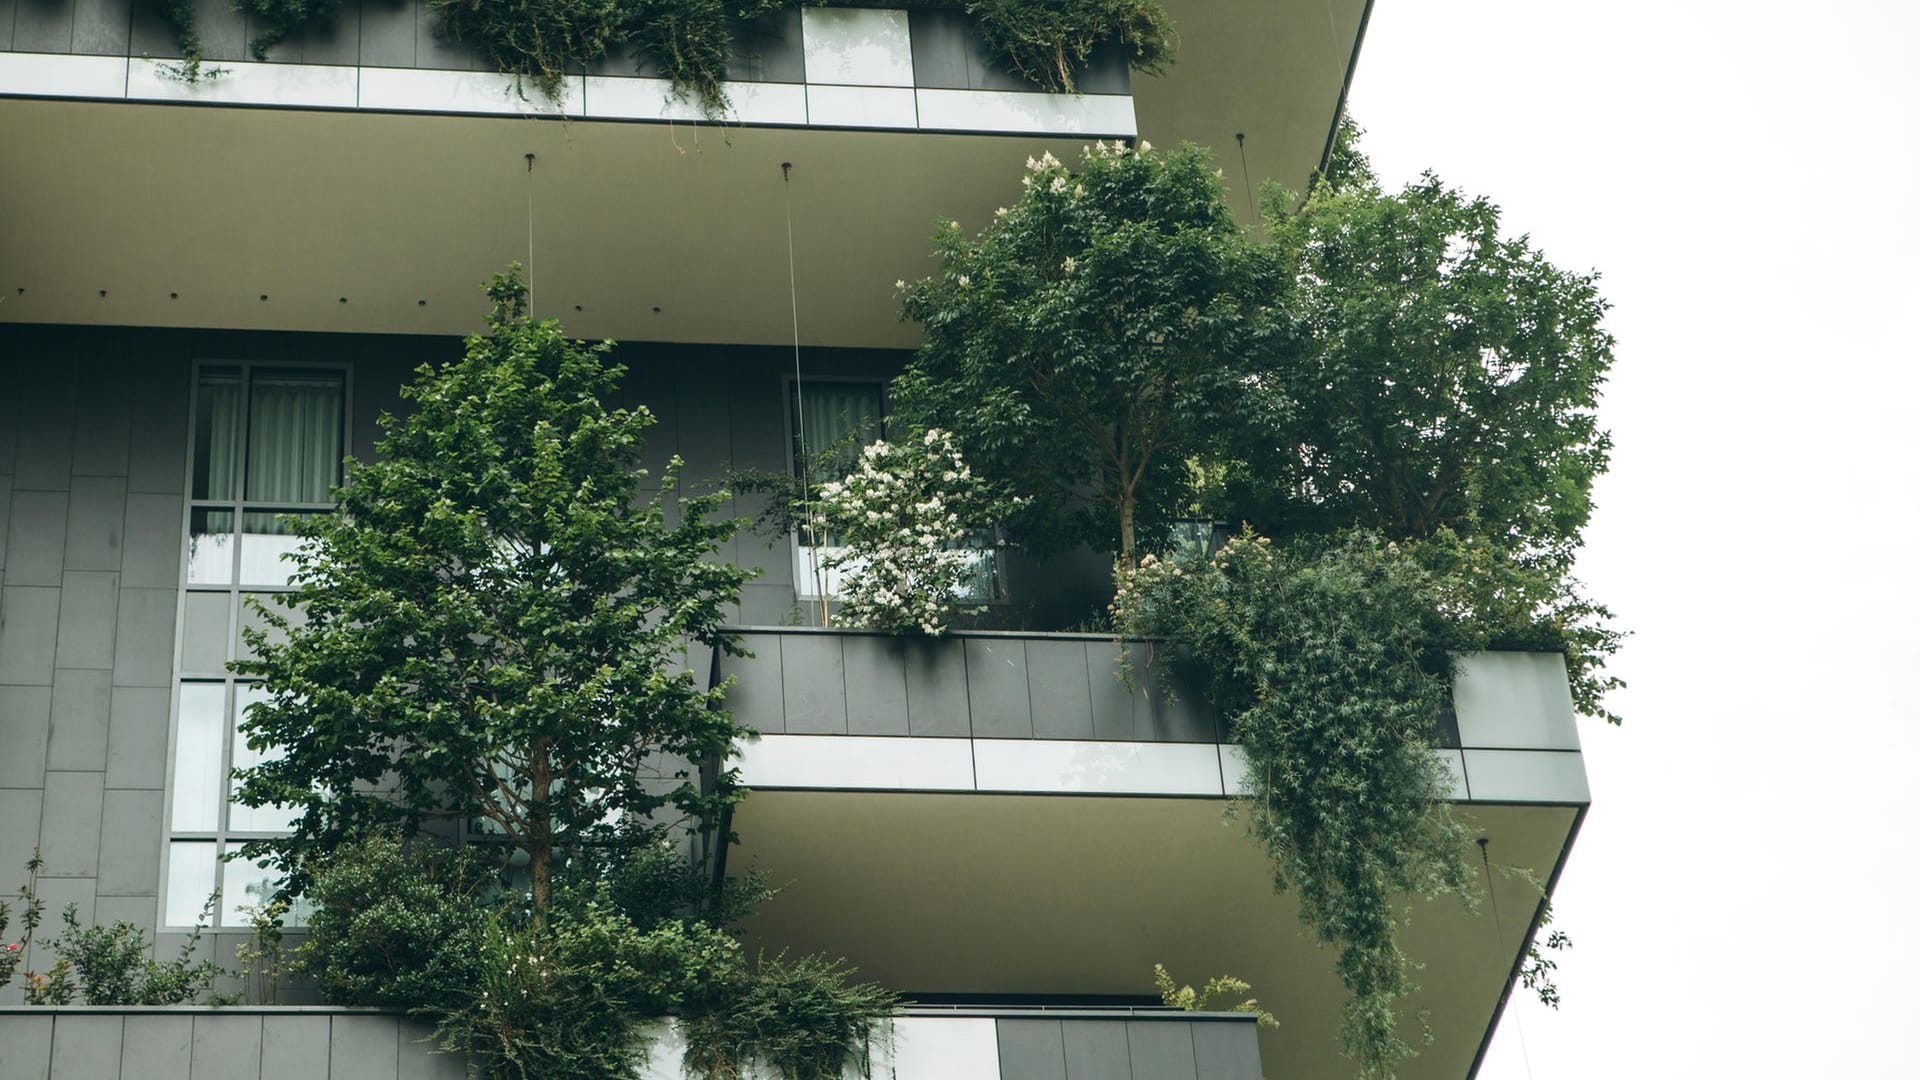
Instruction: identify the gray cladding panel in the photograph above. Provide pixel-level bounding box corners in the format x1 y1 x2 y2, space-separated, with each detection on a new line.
6 490 70 586
0 585 62 685
1024 637 1093 739
729 8 805 83
780 633 847 734
964 637 1031 737
106 686 171 789
0 792 47 888
11 363 74 492
65 476 128 571
189 0 248 61
0 0 16 51
726 632 786 734
112 588 179 687
841 634 909 736
69 0 131 56
128 0 180 57
0 474 13 570
260 1014 331 1080
1086 642 1137 741
414 0 473 70
56 570 122 671
126 362 189 496
330 1013 401 1080
52 1013 125 1078
396 1027 468 1080
1061 1019 1134 1079
47 668 112 771
178 591 230 676
995 1018 1067 1080
12 0 76 55
902 636 968 736
299 1 364 67
121 493 186 588
358 0 417 68
121 1014 192 1080
1126 1019 1198 1080
191 1014 264 1080
0 685 53 787
0 1014 54 1078
1190 1021 1263 1080
69 360 131 473
908 10 970 89
97 788 164 895
37 770 106 877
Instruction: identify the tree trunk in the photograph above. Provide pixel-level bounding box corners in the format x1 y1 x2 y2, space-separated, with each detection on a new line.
1118 486 1138 570
528 738 553 931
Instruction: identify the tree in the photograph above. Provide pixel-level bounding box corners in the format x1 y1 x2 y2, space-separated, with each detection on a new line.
894 141 1272 568
232 267 751 925
1232 120 1614 567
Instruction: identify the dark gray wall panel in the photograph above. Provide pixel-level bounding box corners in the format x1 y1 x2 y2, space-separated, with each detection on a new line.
730 8 805 83
70 363 132 474
37 769 105 876
780 632 847 734
0 1014 54 1077
0 686 53 787
735 582 794 626
0 474 13 571
903 636 968 736
0 0 17 51
121 493 185 588
413 0 471 71
121 1014 193 1080
6 490 69 585
106 685 171 789
299 0 362 67
996 1018 1068 1080
1061 1018 1133 1079
12 0 76 55
329 1013 401 1080
358 0 416 68
128 1 181 59
51 1012 124 1077
964 637 1031 737
1190 1021 1262 1080
908 10 969 89
188 0 247 62
97 787 163 895
191 1014 264 1080
1126 1019 1198 1080
726 628 786 734
1087 642 1137 741
65 475 128 570
1025 637 1093 739
111 587 179 687
70 0 131 55
842 634 910 736
0 585 62 684
261 1013 331 1080
55 569 121 670
46 667 112 770
126 362 189 497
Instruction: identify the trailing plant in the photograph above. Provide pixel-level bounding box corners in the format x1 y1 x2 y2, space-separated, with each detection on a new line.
232 265 750 926
1153 963 1277 1028
151 0 226 84
237 0 343 61
811 427 1022 635
433 0 640 102
964 0 1173 92
1115 530 1475 1078
234 898 292 1005
1519 903 1570 1009
679 951 896 1080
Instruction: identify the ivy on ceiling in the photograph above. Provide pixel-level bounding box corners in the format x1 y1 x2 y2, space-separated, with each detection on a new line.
151 0 1176 110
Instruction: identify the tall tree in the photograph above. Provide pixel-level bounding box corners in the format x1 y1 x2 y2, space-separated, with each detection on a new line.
1232 121 1614 564
894 141 1272 567
232 268 750 924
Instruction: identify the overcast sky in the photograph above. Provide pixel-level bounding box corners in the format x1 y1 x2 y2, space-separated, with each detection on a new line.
1346 1 1920 1075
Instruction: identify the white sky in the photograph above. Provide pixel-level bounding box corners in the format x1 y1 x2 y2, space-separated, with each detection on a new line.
1346 1 1920 1076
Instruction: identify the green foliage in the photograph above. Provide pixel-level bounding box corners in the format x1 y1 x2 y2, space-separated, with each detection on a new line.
680 951 896 1080
237 0 343 61
0 849 46 992
51 900 226 1006
964 0 1174 92
1153 963 1277 1028
433 0 639 102
231 265 751 923
1519 903 1571 1009
1116 531 1475 1078
150 0 226 84
234 897 292 1004
895 141 1273 565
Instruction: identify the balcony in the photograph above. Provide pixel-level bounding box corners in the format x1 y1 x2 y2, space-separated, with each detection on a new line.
717 629 1588 1080
0 1005 1266 1079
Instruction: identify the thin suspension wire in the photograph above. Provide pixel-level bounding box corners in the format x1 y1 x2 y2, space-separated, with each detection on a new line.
1479 839 1538 1080
781 163 830 621
1235 133 1256 220
525 153 537 310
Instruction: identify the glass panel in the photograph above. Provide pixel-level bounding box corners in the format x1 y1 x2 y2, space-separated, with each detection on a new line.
246 371 343 504
192 369 242 501
178 592 231 676
165 841 218 927
792 383 884 484
171 683 226 831
221 855 287 928
186 508 236 585
229 684 299 834
238 511 312 587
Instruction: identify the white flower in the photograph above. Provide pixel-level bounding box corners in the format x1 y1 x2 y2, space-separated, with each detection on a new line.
1050 176 1067 194
1063 256 1077 273
995 206 1008 217
895 279 906 290
957 274 970 287
1139 140 1152 152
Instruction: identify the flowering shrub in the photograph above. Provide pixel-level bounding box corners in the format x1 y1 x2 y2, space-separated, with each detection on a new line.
813 428 1022 636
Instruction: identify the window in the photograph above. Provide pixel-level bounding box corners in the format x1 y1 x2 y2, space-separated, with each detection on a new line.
167 362 346 928
787 380 1000 603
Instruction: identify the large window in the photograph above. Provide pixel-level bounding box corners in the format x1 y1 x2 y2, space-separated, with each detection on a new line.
167 362 346 928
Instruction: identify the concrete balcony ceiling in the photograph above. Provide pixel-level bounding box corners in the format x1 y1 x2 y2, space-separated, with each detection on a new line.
0 0 1367 348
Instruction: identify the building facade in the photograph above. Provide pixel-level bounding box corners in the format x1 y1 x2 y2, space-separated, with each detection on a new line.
1 3 1589 1077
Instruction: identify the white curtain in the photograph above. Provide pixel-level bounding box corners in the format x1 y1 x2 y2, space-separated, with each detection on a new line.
195 371 241 501
796 383 883 484
246 372 343 506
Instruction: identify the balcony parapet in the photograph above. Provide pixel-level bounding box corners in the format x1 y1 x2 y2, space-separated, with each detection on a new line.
0 4 1135 135
0 1005 1262 1079
719 629 1590 806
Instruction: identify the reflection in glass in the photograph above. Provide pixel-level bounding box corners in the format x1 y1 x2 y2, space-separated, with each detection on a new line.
165 841 218 927
186 508 236 585
220 855 307 928
171 683 226 831
229 684 299 834
238 511 311 586
193 369 241 501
